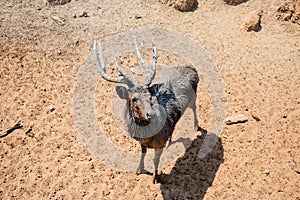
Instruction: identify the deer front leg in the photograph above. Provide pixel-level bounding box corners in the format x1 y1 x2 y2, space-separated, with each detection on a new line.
153 148 163 184
136 144 152 175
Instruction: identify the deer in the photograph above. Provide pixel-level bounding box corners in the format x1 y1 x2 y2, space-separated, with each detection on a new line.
93 38 199 183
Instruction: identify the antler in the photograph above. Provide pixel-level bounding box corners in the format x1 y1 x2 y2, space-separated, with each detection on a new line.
93 40 135 88
134 38 157 87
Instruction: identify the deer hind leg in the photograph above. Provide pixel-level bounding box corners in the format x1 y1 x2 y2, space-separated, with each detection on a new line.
136 144 152 175
153 148 163 184
190 97 199 130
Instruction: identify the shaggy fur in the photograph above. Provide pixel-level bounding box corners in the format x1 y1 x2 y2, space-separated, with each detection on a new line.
116 65 199 183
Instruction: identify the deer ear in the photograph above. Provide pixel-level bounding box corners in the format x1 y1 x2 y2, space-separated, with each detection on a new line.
149 83 164 95
116 86 128 99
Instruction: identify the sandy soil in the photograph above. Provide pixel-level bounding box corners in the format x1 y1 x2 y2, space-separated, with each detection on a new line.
1 0 299 199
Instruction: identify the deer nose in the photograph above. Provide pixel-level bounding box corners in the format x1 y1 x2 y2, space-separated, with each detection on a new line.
146 111 155 120
146 113 151 120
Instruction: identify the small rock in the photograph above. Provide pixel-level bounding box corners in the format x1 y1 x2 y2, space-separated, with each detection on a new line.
90 163 95 170
252 114 261 122
241 10 263 32
51 15 64 24
263 169 270 175
25 125 33 134
48 0 71 6
173 0 195 11
159 0 196 12
25 125 34 138
134 14 142 19
225 114 248 125
49 106 55 112
79 12 89 18
282 115 288 119
222 0 247 6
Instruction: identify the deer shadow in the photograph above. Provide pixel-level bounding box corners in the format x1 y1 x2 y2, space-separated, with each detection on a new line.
159 128 224 199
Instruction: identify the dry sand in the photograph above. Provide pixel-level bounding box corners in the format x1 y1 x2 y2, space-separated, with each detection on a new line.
0 0 299 199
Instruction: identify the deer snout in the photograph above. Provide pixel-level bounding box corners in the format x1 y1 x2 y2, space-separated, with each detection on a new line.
146 110 156 121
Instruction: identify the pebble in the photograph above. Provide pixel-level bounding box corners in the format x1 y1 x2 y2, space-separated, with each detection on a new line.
25 125 34 135
159 0 195 12
79 12 89 18
222 0 246 6
134 14 142 19
263 169 270 175
49 106 55 112
241 10 263 32
225 114 248 125
252 114 261 122
51 15 64 24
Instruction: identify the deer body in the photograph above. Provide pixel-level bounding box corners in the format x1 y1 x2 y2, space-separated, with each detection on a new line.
94 40 199 183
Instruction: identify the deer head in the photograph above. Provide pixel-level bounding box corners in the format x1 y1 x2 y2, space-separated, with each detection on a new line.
93 38 162 126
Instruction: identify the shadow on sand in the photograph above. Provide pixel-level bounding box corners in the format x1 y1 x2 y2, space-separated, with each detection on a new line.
159 128 224 199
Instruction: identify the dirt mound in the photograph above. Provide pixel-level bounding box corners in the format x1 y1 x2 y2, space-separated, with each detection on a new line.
159 0 196 11
276 0 300 24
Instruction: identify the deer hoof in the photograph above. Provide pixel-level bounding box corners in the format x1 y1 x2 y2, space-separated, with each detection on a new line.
153 173 162 184
136 168 153 175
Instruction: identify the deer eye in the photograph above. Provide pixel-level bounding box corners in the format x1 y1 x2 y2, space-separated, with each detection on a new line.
132 97 138 103
149 96 154 106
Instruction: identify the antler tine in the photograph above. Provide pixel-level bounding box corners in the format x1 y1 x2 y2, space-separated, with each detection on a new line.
134 37 158 87
149 39 157 83
93 40 135 87
143 39 157 86
98 40 106 71
134 37 149 72
114 58 135 88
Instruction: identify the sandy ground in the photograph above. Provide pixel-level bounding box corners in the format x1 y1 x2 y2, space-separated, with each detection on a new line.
1 0 299 199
